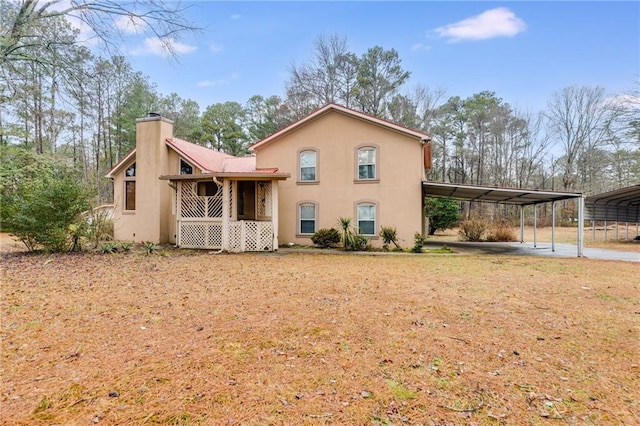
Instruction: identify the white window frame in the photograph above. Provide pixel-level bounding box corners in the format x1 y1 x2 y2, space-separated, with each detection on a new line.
298 202 317 235
356 202 377 236
298 149 318 183
356 146 378 181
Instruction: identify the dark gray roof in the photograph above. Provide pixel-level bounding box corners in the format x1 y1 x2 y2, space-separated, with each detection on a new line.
422 181 582 206
584 184 640 222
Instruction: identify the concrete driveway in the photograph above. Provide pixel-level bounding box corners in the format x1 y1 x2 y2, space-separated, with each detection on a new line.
423 240 640 262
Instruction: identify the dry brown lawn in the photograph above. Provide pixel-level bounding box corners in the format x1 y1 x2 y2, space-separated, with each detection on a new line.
1 247 638 425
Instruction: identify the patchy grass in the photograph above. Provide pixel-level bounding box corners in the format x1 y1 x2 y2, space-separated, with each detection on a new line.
1 250 639 425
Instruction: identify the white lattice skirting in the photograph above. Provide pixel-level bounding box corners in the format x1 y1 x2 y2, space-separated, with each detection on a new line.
178 220 273 252
228 221 273 252
179 221 223 249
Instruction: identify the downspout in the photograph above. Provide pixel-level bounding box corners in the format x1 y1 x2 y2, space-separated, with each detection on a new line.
421 138 431 237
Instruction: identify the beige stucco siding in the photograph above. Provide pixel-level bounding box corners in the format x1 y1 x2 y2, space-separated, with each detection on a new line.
112 117 175 244
255 110 424 247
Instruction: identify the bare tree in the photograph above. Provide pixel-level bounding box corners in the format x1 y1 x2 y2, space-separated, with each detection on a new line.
545 86 616 190
286 34 355 112
1 0 198 65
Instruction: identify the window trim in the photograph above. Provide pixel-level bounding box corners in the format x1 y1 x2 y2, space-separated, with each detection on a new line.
123 161 136 212
297 148 319 185
355 200 378 237
355 144 379 183
297 201 318 236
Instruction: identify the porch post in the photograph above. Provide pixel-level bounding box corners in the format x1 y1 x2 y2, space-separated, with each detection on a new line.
176 181 182 247
222 178 230 251
533 204 537 248
272 179 280 250
519 205 524 243
551 201 556 252
577 196 584 257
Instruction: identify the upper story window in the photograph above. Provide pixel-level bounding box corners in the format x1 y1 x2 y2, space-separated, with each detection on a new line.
357 202 376 236
299 150 317 182
180 159 193 175
357 147 376 180
124 162 136 211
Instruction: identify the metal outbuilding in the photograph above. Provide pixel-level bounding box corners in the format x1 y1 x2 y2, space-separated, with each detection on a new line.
422 181 585 256
584 184 640 241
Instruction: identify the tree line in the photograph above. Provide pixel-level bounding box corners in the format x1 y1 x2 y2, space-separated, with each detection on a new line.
1 5 638 208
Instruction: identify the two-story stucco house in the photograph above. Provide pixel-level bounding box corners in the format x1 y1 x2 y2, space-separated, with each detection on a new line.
107 104 432 251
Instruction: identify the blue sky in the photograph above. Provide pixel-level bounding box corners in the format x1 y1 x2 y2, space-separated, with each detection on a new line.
120 1 639 113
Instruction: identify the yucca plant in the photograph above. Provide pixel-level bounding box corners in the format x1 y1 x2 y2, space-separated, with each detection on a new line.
337 217 356 251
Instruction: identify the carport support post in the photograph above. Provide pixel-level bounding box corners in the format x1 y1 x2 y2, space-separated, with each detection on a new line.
577 196 584 257
551 201 556 252
533 204 537 248
519 206 524 243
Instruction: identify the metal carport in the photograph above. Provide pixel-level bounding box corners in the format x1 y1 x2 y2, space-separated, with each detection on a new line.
584 184 640 241
422 181 585 256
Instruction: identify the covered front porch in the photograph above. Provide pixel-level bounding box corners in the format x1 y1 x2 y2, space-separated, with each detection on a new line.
162 173 288 252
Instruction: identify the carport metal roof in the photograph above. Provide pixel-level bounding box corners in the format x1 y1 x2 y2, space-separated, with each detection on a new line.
422 181 582 205
422 181 585 257
584 184 640 222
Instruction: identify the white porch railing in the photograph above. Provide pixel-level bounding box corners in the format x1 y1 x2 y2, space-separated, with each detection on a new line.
176 180 275 252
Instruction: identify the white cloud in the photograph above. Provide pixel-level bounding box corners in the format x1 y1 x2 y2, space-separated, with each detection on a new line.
434 7 526 42
210 43 223 52
230 14 242 20
411 43 431 52
115 15 147 34
131 37 197 57
196 73 240 88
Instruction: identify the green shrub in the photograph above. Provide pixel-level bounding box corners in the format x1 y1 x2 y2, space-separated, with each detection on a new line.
379 226 400 251
424 197 460 235
458 219 488 242
311 228 341 248
349 234 370 251
119 242 132 252
2 164 90 252
412 232 427 253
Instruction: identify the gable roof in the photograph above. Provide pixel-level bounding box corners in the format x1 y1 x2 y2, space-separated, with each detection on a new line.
106 136 284 179
105 149 137 178
250 103 431 151
166 138 236 173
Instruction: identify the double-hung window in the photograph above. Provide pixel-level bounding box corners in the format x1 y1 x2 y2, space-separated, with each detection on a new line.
357 203 376 236
357 147 376 180
299 150 317 182
299 203 317 235
124 162 136 211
